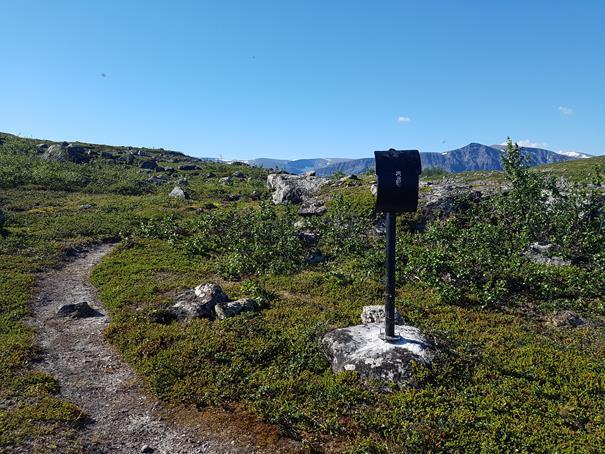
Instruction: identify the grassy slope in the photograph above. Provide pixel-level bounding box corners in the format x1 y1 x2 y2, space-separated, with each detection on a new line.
1 133 604 451
538 154 605 179
0 133 267 451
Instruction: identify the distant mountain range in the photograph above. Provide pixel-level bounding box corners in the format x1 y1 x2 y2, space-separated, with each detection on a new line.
246 158 351 174
247 143 592 176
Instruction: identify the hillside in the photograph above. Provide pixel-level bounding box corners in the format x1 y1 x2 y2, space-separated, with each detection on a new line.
1 133 604 452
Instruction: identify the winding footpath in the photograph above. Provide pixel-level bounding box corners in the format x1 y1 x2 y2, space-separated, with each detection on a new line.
31 244 284 453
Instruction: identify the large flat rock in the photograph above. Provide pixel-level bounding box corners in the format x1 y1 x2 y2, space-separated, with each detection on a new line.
322 323 434 387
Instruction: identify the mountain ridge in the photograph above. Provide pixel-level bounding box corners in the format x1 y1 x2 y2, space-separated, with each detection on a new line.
250 143 591 176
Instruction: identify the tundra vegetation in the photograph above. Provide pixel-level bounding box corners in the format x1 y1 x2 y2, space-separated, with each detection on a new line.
1 132 604 452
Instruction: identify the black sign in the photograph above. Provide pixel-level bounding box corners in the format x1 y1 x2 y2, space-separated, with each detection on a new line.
374 149 422 213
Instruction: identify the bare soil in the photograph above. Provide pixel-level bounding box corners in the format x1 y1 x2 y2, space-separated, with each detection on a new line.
31 244 301 453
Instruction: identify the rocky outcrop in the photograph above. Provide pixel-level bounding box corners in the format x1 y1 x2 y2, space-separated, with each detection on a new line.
419 179 492 223
369 176 506 227
322 323 434 388
42 143 90 164
168 283 259 321
267 174 329 204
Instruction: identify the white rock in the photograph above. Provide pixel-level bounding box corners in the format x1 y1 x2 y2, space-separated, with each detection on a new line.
266 174 329 204
322 323 434 387
169 186 189 199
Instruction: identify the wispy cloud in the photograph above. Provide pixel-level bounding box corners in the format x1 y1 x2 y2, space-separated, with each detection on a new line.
558 106 573 116
397 116 411 123
500 139 549 148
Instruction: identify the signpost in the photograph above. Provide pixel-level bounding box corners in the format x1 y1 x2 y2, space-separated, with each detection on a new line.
374 149 422 342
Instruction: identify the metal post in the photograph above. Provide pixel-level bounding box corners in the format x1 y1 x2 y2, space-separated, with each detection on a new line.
384 211 398 342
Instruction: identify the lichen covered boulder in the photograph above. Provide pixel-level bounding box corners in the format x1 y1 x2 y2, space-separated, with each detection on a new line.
266 174 329 204
169 283 228 320
322 323 434 387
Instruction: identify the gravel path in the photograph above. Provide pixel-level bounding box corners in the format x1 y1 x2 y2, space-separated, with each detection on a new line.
31 244 294 453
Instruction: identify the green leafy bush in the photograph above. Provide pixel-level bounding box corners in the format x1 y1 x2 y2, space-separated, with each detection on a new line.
400 139 605 309
182 201 306 278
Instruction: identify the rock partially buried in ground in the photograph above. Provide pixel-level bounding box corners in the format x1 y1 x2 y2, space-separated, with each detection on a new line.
298 198 327 216
361 305 405 325
139 159 158 170
170 283 229 320
215 298 259 320
178 164 201 171
169 186 189 199
322 323 434 388
57 301 99 318
525 242 571 266
42 143 90 164
547 310 589 328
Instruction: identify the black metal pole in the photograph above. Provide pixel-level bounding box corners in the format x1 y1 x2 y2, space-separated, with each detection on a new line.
385 211 397 341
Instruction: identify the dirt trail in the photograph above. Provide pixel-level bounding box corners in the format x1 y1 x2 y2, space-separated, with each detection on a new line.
31 244 294 453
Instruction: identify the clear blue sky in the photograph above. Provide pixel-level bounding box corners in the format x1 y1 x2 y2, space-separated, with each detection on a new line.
1 1 604 159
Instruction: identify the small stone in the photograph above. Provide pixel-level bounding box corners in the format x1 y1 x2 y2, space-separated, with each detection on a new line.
361 305 405 325
215 298 258 319
139 160 158 170
547 310 589 328
79 204 94 210
141 445 154 453
178 164 201 171
169 186 189 199
56 301 99 318
147 175 168 185
306 250 325 265
525 242 571 266
298 199 326 217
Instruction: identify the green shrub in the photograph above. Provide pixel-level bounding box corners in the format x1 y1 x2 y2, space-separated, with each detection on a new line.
181 201 306 279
